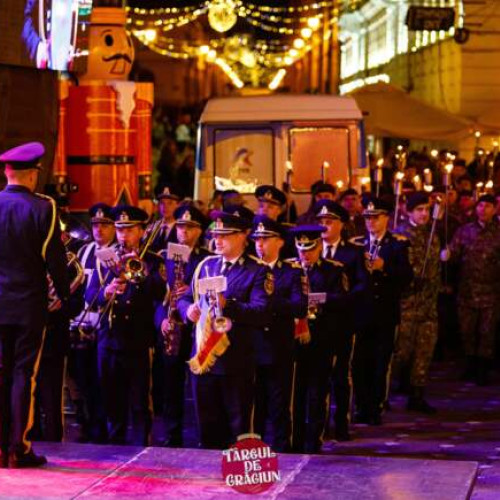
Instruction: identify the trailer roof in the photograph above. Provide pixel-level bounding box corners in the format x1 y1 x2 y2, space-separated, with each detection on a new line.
199 95 363 124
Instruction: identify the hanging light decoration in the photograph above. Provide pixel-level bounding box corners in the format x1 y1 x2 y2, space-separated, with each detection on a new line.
127 0 337 88
208 0 238 33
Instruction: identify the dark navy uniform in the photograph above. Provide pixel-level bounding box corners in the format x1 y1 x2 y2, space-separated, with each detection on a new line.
250 216 308 452
154 205 211 447
86 206 165 446
289 226 349 454
0 142 69 464
315 200 369 440
147 185 180 253
178 212 272 449
68 203 115 443
351 200 413 424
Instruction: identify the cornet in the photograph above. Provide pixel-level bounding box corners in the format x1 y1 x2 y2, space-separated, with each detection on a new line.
208 288 232 333
48 250 85 312
366 238 382 272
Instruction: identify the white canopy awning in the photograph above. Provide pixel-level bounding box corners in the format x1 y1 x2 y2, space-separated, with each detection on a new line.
350 83 473 141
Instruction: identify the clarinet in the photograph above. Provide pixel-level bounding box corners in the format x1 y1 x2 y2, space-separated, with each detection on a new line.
162 254 185 356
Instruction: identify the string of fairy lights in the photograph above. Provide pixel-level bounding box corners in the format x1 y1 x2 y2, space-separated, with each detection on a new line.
127 0 338 89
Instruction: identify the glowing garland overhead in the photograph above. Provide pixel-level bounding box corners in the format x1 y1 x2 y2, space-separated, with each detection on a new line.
128 1 338 89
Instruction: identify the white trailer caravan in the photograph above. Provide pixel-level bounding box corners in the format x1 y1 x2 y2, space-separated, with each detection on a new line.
195 95 367 214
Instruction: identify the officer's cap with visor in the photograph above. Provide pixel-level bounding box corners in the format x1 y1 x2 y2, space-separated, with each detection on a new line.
224 204 255 225
290 225 326 251
111 205 149 228
89 203 114 224
250 215 285 240
314 199 349 223
0 142 44 170
362 197 393 217
174 205 208 229
155 184 181 201
255 185 287 207
209 210 252 235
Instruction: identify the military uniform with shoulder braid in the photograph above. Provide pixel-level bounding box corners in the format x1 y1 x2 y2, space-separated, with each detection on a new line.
289 225 349 454
177 211 272 449
0 142 69 468
351 197 413 426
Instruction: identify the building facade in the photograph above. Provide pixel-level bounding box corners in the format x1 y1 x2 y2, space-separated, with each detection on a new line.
339 0 500 155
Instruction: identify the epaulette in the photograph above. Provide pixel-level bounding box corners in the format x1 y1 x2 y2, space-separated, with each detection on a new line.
325 258 344 267
349 236 365 247
35 192 56 202
286 260 302 269
248 254 266 266
284 257 300 265
392 233 409 242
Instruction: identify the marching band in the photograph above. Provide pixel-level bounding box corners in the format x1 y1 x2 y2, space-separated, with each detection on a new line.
1 141 500 468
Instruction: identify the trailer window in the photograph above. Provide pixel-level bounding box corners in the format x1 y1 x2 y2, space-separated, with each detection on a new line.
213 128 274 193
288 127 351 192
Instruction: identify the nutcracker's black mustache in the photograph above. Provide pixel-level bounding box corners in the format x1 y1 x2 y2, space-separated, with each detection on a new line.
102 53 132 63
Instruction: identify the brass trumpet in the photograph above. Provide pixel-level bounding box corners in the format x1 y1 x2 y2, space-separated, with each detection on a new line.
207 288 232 334
48 250 85 312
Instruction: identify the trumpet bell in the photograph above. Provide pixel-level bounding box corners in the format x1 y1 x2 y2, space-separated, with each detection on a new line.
124 257 147 283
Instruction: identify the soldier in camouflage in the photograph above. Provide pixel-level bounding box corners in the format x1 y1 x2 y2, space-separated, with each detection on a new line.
443 194 500 385
394 192 441 413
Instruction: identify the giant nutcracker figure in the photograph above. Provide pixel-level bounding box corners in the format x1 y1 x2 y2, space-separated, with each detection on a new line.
53 0 153 212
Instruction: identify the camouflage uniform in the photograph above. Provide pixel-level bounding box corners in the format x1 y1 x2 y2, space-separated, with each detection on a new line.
395 221 440 386
448 220 500 359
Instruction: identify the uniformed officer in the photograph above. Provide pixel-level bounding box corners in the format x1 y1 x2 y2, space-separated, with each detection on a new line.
147 185 181 252
69 203 116 443
154 204 211 447
351 197 413 425
296 182 337 225
86 205 165 445
31 217 84 444
339 188 365 238
177 211 272 449
255 185 297 257
315 200 369 441
442 194 500 385
250 215 308 452
289 225 348 453
255 185 287 221
0 142 69 467
394 192 440 413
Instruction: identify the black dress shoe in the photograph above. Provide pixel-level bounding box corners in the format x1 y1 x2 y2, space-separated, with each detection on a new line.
9 450 47 469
